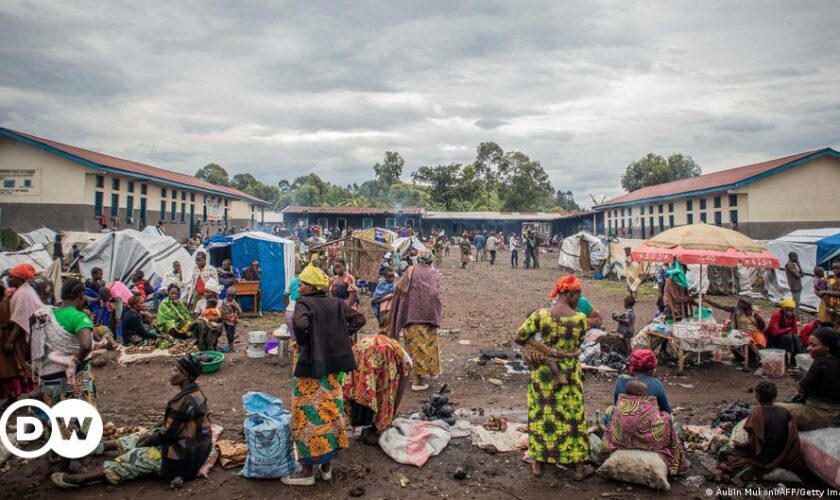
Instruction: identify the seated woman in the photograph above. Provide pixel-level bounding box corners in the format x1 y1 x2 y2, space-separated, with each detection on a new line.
614 349 672 414
716 380 802 485
122 295 159 345
343 333 412 445
156 285 193 338
603 379 689 478
765 298 802 365
778 327 840 430
51 355 212 489
706 295 766 366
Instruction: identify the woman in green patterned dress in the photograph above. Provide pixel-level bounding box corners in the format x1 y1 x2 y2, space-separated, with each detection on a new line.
515 274 594 480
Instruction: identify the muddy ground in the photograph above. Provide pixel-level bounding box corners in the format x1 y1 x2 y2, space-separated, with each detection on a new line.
0 250 813 499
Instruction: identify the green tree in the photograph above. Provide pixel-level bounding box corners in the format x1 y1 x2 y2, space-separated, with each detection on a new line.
411 164 463 211
231 173 258 191
277 179 291 193
387 182 428 208
195 163 231 186
373 151 404 185
293 184 320 206
555 190 581 212
621 153 701 192
496 151 555 211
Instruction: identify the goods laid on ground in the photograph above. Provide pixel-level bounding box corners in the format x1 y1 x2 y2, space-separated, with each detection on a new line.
759 348 786 378
597 449 670 491
102 422 146 440
711 402 752 429
420 384 456 425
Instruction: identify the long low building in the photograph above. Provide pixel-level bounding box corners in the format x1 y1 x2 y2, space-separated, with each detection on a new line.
0 128 271 241
595 148 840 240
281 205 597 236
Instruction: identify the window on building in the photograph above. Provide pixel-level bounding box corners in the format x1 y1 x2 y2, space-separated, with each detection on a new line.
111 193 119 216
700 212 707 223
140 198 147 224
362 218 373 229
659 216 664 232
687 213 694 224
649 217 654 231
337 218 348 230
94 191 104 217
385 218 396 228
669 215 674 227
126 195 134 218
170 201 177 222
190 193 195 202
700 199 707 210
160 200 166 219
628 207 632 216
640 206 644 215
161 188 167 198
95 175 104 188
620 208 625 217
127 181 135 193
224 199 229 207
641 218 646 239
317 218 328 228
730 210 738 223
171 190 178 200
112 178 120 191
714 211 722 226
180 203 186 223
686 199 693 211
3 179 14 189
656 204 662 213
251 205 255 213
23 179 32 188
181 191 186 201
668 202 674 212
141 184 148 195
729 194 738 207
714 196 721 209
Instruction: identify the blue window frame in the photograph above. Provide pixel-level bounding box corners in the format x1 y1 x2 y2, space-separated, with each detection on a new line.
729 194 738 207
730 210 738 223
110 193 119 216
160 200 166 219
126 195 134 218
659 216 664 232
687 213 694 224
94 191 104 217
714 211 722 226
686 200 693 211
700 212 707 223
95 175 104 188
170 201 177 222
180 203 186 223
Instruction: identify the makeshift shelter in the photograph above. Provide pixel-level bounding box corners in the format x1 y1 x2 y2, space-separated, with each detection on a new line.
61 231 102 257
203 232 295 312
558 231 608 272
19 227 57 248
766 228 840 311
392 235 425 256
79 229 194 290
0 244 55 272
354 228 397 246
308 235 390 285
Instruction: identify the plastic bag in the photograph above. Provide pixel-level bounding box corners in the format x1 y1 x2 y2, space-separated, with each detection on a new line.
240 391 299 478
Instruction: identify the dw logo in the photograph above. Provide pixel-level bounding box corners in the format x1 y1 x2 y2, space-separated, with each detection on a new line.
0 399 103 459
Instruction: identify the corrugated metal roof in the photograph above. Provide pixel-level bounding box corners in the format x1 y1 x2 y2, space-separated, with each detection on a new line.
280 206 424 215
423 211 592 221
596 148 838 209
0 127 269 204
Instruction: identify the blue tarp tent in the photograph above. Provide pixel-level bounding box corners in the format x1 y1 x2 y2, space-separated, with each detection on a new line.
203 232 295 311
767 228 840 311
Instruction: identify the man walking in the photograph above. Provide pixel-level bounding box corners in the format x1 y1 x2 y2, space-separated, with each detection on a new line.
459 232 472 269
474 231 486 262
785 252 803 317
509 234 520 268
486 232 498 265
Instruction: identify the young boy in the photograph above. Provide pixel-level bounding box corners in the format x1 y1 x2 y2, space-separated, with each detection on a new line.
612 295 636 354
219 286 242 353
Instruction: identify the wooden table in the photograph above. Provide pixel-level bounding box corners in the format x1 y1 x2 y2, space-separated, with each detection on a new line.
646 330 750 374
235 280 261 317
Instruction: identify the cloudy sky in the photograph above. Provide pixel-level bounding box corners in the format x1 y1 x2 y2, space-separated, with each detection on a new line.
2 1 839 206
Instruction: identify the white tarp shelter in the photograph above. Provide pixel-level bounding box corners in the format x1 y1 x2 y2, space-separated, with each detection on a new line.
392 236 425 256
79 229 193 289
19 227 57 248
61 231 102 257
0 244 55 273
558 231 608 272
766 228 840 311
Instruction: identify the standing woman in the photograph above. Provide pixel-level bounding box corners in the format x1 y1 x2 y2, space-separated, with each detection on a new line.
285 264 365 486
187 251 218 309
1 264 43 401
389 250 443 391
515 275 593 480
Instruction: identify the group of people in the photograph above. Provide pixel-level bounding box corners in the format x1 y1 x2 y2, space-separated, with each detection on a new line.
456 229 550 269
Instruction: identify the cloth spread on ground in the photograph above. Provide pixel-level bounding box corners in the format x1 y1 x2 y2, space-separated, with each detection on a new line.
469 422 529 452
378 418 451 467
217 440 248 468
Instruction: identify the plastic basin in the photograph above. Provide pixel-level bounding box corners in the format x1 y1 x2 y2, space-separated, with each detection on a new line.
192 351 225 373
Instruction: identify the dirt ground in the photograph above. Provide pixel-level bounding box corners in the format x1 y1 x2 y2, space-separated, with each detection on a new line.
0 249 812 499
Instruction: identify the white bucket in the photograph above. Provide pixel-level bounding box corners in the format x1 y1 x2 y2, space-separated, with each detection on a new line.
247 342 266 358
248 331 268 343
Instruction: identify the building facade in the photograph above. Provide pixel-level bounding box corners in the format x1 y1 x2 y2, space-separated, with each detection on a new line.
0 128 270 241
595 148 840 240
280 206 425 231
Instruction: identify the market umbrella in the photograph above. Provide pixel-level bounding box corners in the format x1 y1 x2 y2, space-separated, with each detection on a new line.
631 223 779 318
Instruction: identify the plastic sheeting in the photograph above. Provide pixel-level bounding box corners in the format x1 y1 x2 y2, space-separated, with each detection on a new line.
766 228 840 311
78 229 194 290
558 231 608 272
19 227 56 247
0 244 55 273
392 236 425 256
60 231 102 257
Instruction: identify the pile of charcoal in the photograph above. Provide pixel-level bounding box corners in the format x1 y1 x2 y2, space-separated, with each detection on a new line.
420 384 456 425
711 401 752 429
582 350 629 372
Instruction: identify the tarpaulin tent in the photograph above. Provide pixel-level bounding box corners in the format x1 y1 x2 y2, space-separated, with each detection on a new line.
203 232 295 312
392 236 425 256
19 227 57 248
558 231 608 272
79 229 194 290
766 228 840 311
61 231 102 257
0 244 55 273
354 228 397 246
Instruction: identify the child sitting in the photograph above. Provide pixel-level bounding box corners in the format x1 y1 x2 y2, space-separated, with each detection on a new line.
612 295 636 354
196 297 223 352
202 298 222 322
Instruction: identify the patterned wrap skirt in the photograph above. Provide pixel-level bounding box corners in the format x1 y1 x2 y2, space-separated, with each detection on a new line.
103 431 163 484
291 373 349 465
402 324 440 377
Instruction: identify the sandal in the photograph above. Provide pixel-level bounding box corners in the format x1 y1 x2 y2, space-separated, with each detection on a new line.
411 384 429 391
573 464 595 481
51 473 80 489
319 463 332 481
281 472 315 486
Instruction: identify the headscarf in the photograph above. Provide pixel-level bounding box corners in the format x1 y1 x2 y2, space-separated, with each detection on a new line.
666 260 689 289
628 349 658 374
8 263 36 281
178 354 203 381
416 248 434 265
299 263 329 291
780 298 796 309
549 275 581 298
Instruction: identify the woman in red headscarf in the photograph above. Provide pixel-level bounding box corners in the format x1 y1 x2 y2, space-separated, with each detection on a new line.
515 275 594 480
0 264 42 400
